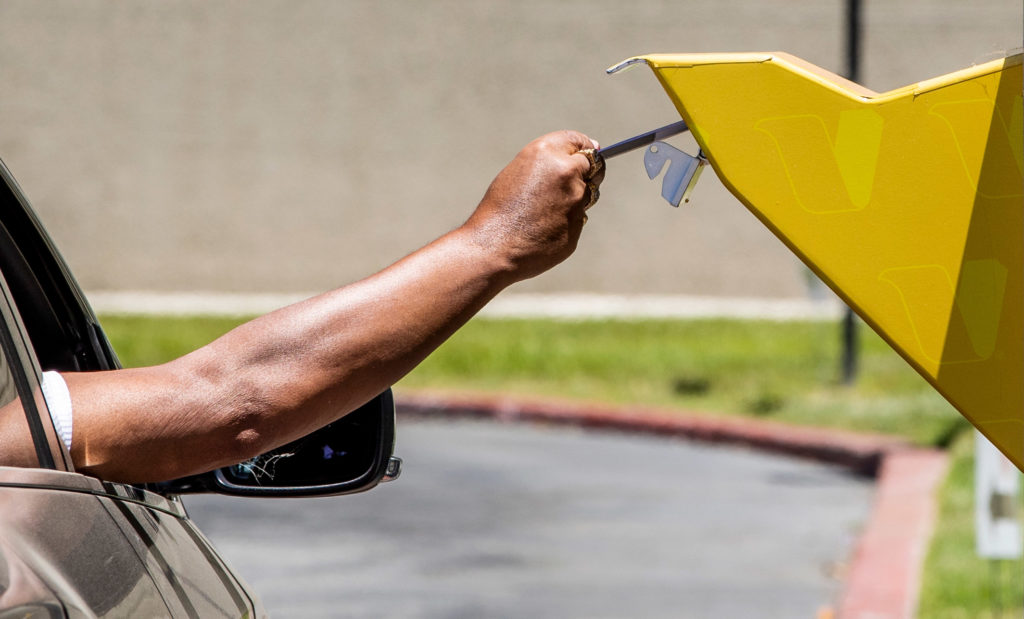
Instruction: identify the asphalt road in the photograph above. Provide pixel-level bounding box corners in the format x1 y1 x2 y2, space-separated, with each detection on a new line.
185 419 873 618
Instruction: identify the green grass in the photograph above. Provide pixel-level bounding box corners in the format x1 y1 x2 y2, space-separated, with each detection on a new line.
102 314 962 443
918 433 1024 618
101 314 251 366
397 317 963 445
97 313 1018 616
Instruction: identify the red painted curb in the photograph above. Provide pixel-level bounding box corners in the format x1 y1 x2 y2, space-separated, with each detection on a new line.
395 389 948 619
838 450 948 619
397 390 908 475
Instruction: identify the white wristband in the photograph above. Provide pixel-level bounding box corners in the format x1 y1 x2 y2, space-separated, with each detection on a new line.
41 371 73 451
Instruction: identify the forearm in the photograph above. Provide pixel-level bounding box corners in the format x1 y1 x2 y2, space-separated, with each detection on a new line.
68 226 513 482
201 225 516 446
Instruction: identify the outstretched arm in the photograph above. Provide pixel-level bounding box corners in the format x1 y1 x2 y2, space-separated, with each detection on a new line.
63 131 604 483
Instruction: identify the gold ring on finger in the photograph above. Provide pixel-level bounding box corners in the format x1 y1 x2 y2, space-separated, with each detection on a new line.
585 181 600 210
580 148 604 180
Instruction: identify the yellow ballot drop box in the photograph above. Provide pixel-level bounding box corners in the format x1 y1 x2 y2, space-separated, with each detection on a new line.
611 52 1023 468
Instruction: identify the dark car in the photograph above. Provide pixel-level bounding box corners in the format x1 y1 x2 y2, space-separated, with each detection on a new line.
0 159 400 617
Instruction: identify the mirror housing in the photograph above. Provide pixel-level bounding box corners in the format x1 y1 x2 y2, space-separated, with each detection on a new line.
158 389 400 497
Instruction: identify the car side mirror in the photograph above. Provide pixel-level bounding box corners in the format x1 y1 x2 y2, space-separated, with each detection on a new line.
158 389 401 497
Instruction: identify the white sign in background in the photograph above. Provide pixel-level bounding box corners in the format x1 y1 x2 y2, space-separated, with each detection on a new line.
975 430 1022 559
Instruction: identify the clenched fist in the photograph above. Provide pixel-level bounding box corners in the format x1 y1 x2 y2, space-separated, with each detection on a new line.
463 130 605 282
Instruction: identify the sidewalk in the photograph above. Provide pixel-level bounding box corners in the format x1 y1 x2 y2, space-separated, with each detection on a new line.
87 290 844 321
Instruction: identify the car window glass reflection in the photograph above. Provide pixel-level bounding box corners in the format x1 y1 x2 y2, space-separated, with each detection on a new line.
0 349 37 469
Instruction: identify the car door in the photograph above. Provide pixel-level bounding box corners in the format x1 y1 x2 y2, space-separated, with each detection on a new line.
0 159 263 617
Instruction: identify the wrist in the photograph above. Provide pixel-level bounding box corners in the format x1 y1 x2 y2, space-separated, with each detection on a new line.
450 222 520 290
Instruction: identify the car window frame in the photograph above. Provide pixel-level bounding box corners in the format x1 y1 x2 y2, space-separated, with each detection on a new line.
0 264 72 472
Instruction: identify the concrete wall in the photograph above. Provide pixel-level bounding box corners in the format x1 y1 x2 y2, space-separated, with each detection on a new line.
0 1 1018 298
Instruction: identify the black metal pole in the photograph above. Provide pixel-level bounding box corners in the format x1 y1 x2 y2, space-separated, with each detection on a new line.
840 0 862 386
846 0 862 83
841 308 858 384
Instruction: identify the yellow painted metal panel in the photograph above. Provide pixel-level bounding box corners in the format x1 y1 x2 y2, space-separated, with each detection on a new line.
620 52 1023 468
